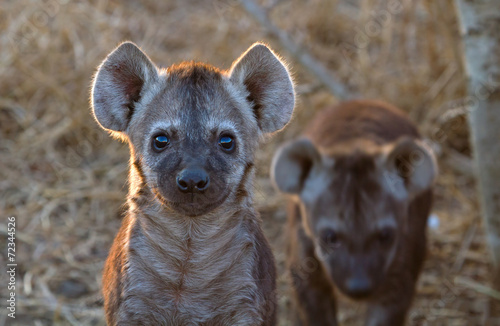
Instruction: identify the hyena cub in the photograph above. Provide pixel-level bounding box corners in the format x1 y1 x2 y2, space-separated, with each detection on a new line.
271 100 437 326
91 42 294 325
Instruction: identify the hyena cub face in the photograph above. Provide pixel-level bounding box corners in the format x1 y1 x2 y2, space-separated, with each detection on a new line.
92 42 294 216
272 138 436 299
126 65 258 216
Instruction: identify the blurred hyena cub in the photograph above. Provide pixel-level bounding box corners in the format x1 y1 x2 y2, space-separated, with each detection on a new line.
91 42 294 325
272 100 437 326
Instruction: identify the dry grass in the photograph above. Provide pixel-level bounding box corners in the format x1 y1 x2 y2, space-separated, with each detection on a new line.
0 0 498 325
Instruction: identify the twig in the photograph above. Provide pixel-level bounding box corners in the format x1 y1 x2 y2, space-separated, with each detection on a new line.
452 222 477 272
454 276 500 301
238 0 355 100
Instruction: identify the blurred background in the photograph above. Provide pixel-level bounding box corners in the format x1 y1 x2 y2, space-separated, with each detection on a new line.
1 0 499 325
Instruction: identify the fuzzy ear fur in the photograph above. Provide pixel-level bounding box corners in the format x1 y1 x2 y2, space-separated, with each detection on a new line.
91 42 159 132
271 138 320 194
382 137 438 200
229 43 295 134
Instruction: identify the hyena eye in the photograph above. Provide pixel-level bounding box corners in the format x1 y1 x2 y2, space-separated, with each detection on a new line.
218 134 235 153
378 228 395 245
152 134 170 152
320 229 340 248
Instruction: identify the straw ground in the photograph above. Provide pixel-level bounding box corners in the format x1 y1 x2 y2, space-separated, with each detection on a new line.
0 0 498 325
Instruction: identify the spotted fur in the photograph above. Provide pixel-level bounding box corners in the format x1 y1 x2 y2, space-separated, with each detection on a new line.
92 41 295 325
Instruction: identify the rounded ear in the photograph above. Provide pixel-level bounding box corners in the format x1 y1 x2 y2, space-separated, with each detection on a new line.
271 138 320 194
229 43 295 134
382 137 438 200
91 41 159 132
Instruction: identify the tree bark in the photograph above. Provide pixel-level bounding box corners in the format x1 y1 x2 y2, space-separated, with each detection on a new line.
455 0 500 286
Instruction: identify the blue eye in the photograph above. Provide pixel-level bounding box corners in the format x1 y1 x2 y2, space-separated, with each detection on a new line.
218 135 235 153
152 134 170 152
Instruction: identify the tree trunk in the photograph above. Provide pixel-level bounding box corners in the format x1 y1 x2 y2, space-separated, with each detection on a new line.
455 0 500 286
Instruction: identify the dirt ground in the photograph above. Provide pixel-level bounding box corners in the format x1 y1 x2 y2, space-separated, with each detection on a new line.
1 0 499 325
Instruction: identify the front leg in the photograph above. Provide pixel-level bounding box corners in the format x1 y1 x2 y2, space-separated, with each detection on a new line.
289 263 338 326
286 203 338 326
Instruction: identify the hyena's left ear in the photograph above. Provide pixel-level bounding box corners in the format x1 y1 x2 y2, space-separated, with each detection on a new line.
382 137 438 200
91 42 159 132
229 43 295 134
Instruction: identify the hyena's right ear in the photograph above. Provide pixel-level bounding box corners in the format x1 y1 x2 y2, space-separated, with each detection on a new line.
91 42 159 132
229 43 295 134
271 138 320 194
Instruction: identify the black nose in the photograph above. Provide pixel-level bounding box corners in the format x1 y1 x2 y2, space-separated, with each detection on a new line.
176 168 209 193
345 277 373 299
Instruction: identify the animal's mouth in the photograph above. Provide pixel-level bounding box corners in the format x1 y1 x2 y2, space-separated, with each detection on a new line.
153 188 231 217
341 287 374 300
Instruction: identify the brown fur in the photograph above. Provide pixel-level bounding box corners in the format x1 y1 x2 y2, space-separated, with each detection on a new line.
305 100 420 146
272 100 437 326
